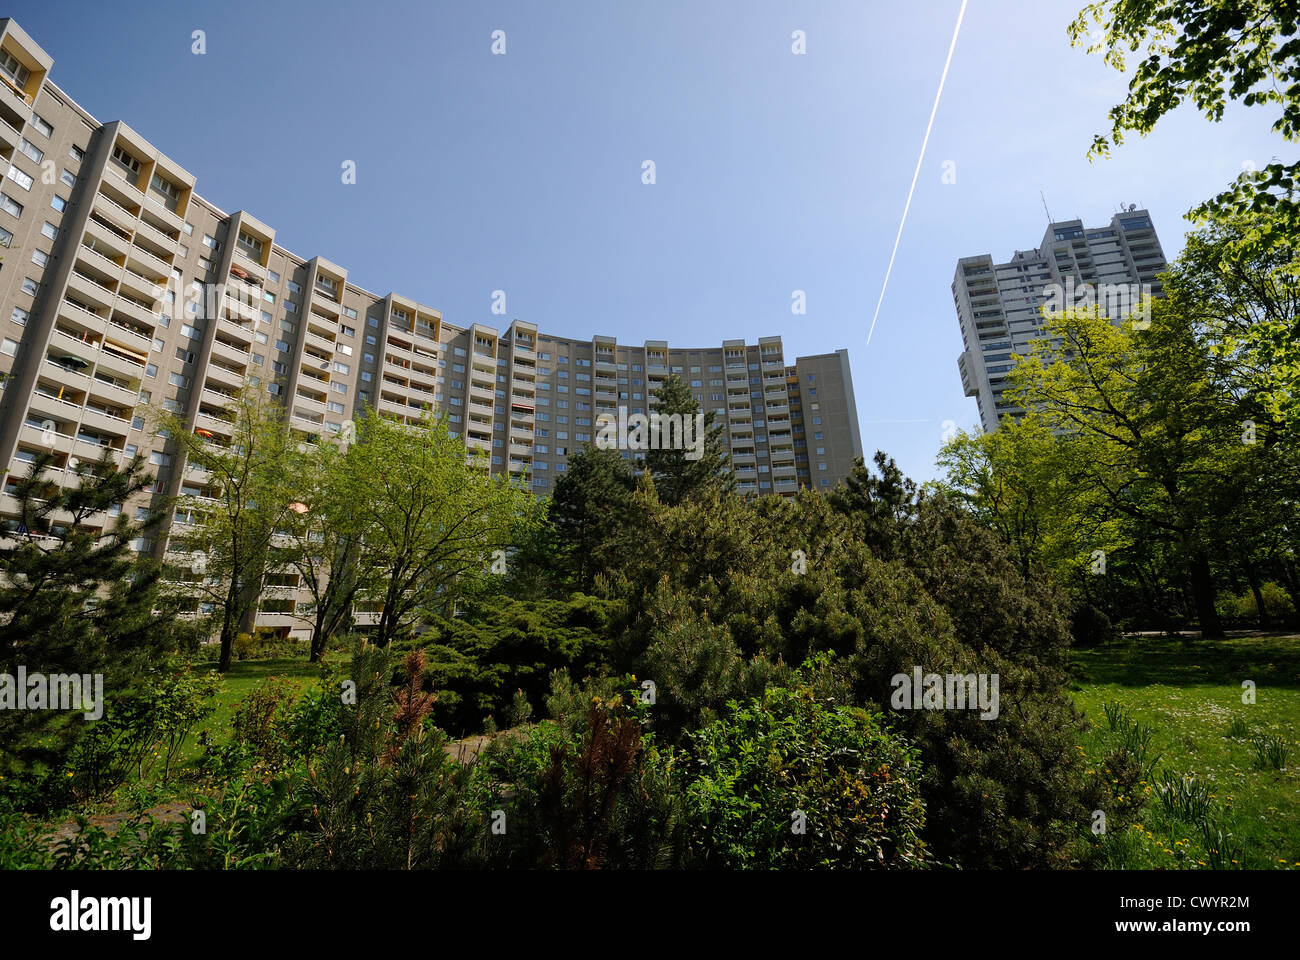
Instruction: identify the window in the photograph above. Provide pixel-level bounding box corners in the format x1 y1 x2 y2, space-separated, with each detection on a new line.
31 249 47 267
168 372 189 388
327 400 345 414
69 144 85 162
17 138 42 164
183 221 194 236
0 191 21 217
202 233 221 251
6 165 33 191
0 225 11 246
50 194 67 212
31 113 53 139
150 172 180 202
263 291 276 304
20 277 38 296
331 382 347 395
111 144 140 173
0 337 18 357
236 231 263 260
180 323 199 340
0 49 30 90
341 324 355 338
10 306 28 325
267 269 280 284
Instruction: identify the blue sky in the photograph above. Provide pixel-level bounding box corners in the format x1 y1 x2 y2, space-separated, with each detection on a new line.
15 0 1286 482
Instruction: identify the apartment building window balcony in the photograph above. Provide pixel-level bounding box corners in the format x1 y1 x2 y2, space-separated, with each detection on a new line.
119 267 164 305
313 275 340 300
0 114 20 154
217 317 255 346
304 329 335 354
91 191 140 238
310 293 342 320
104 160 145 201
126 238 172 276
140 202 183 241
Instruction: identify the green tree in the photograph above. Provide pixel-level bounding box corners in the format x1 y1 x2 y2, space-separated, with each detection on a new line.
281 432 368 662
0 450 197 797
159 387 300 673
1006 303 1251 637
340 408 534 646
1070 0 1300 258
642 374 733 506
547 445 640 590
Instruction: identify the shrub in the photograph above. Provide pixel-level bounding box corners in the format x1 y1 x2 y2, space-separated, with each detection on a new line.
1071 602 1119 647
476 673 686 869
684 661 927 869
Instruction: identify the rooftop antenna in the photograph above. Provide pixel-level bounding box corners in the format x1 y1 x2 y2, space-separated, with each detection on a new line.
1039 190 1054 225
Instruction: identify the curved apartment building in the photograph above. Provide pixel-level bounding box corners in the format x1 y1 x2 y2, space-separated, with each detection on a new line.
0 19 862 637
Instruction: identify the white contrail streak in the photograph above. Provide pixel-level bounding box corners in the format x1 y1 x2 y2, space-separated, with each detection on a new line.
866 0 968 348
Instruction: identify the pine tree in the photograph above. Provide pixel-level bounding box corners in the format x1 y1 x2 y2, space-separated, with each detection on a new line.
642 374 733 506
0 450 197 784
548 445 639 590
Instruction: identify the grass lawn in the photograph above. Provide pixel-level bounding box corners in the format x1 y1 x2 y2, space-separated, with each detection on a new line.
1070 632 1300 869
181 657 330 765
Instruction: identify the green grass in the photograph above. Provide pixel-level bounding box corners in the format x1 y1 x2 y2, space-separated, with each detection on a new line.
181 657 329 765
1070 633 1300 869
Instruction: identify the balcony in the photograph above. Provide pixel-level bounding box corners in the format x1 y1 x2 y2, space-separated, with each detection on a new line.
304 330 335 354
126 243 172 281
119 267 164 304
95 344 147 379
73 436 123 462
231 249 268 283
217 318 255 346
200 387 237 411
204 363 244 392
65 272 116 312
80 405 133 436
310 290 341 317
295 393 327 415
21 423 75 455
82 216 132 259
195 411 234 439
111 296 156 328
28 389 85 421
87 375 139 408
210 338 250 367
223 295 258 324
141 200 184 238
93 189 140 234
0 115 19 153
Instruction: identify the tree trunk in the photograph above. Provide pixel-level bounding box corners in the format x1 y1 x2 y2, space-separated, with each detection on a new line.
218 623 235 673
1189 549 1225 639
1243 557 1271 629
